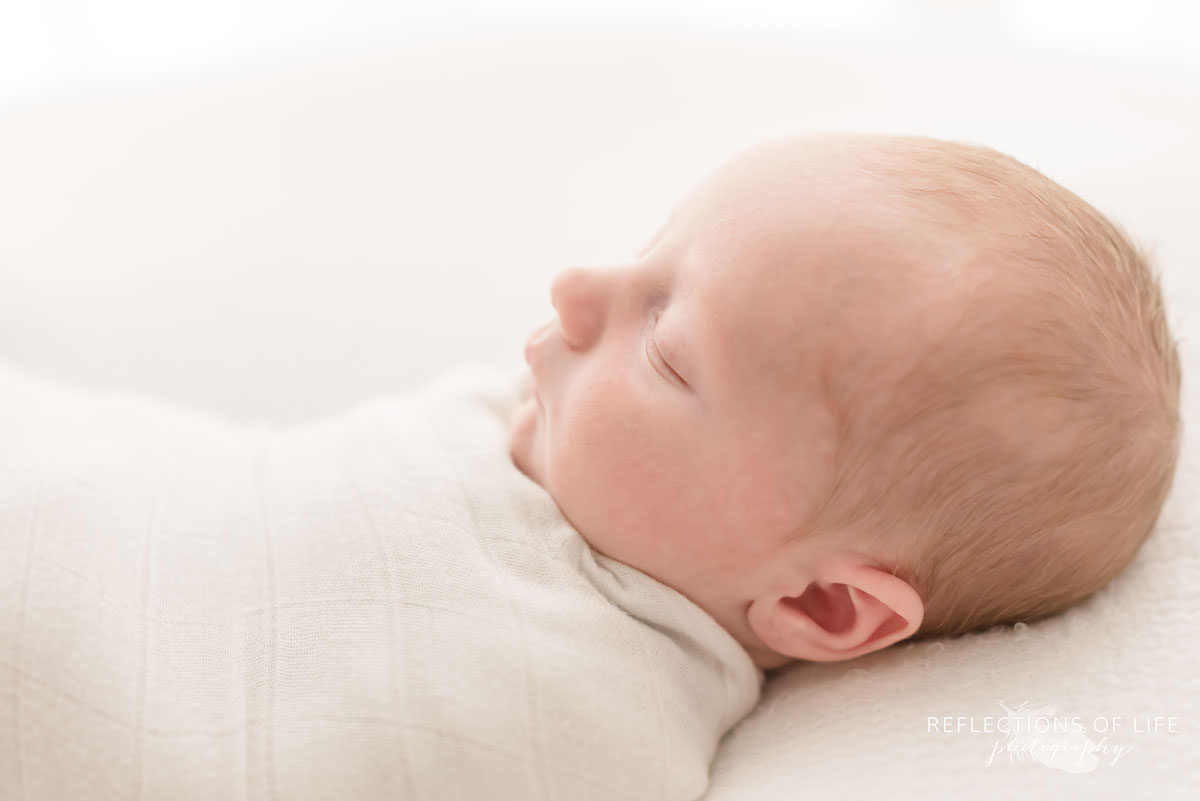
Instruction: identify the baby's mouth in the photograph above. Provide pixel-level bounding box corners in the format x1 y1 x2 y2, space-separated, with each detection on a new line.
524 318 556 363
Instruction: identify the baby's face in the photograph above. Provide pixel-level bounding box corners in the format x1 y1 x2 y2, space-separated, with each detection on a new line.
508 135 942 632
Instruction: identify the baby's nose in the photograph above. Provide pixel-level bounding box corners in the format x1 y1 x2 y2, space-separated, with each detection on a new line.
550 267 608 350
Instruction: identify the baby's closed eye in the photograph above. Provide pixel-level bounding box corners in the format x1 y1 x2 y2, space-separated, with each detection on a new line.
647 315 688 387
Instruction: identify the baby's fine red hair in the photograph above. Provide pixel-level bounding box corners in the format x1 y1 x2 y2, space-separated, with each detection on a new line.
804 135 1182 638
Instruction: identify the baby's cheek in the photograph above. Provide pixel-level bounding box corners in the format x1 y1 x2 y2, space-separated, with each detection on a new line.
552 377 673 558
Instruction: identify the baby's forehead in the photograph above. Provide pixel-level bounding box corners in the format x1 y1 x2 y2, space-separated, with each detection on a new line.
681 189 958 337
661 136 1018 387
678 138 971 272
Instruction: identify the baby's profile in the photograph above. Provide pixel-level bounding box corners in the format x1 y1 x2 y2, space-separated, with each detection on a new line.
0 132 1181 800
509 131 1181 670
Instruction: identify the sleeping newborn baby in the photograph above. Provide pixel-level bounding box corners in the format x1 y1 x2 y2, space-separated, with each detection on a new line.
509 131 1182 668
0 133 1181 801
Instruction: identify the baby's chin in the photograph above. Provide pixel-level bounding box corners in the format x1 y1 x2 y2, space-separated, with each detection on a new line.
507 394 543 486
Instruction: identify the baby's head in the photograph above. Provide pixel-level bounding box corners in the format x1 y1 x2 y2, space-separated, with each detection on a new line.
508 132 1181 671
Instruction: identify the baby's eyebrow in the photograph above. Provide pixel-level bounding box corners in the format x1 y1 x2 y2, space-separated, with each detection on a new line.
638 202 681 257
639 221 668 257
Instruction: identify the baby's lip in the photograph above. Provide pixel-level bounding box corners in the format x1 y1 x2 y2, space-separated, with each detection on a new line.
524 318 556 366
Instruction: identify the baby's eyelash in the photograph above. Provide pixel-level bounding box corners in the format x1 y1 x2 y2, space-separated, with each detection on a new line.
646 321 687 387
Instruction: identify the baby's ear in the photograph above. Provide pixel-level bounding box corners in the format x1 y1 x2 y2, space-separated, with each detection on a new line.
746 561 924 663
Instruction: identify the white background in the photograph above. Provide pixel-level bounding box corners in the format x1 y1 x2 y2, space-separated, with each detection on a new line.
3 1 1199 105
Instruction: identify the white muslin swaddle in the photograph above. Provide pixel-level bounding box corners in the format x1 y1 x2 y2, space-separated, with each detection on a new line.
0 362 762 801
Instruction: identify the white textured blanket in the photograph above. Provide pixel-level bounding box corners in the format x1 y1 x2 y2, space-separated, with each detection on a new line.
0 362 762 801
